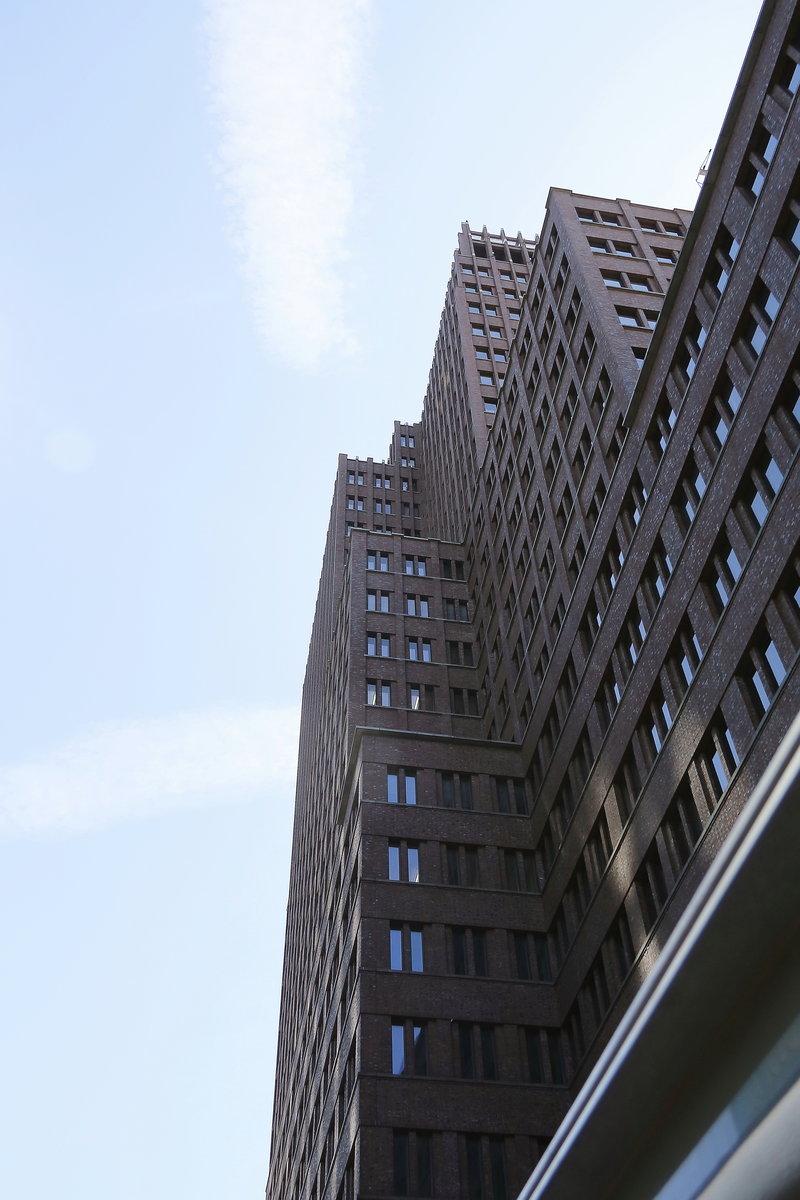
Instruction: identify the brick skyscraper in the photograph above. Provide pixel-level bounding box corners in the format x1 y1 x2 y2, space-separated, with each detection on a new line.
266 3 800 1197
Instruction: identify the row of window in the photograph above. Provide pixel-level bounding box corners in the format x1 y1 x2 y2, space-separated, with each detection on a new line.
366 591 470 620
463 263 528 286
349 497 394 513
468 301 521 322
366 679 478 714
346 471 418 490
576 205 683 238
367 634 474 664
392 1128 517 1200
384 769 528 814
472 237 529 264
389 1017 565 1086
386 922 551 983
387 837 537 893
465 282 519 301
366 552 464 577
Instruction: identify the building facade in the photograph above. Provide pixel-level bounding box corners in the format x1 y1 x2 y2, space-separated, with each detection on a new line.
266 2 800 1197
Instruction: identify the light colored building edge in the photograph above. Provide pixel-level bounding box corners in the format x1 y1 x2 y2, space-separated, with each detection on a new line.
517 708 800 1200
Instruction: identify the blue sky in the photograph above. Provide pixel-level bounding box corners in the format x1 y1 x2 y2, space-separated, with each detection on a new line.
0 1 762 1196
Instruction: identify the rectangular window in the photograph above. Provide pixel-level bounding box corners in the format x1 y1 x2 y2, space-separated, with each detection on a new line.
366 632 391 656
390 925 403 970
387 768 416 804
388 840 420 882
366 680 391 705
410 927 424 972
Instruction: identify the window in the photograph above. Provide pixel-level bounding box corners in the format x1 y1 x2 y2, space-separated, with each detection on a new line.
393 1129 432 1198
450 687 479 716
390 925 424 972
367 550 390 572
740 120 779 199
479 372 494 386
616 306 639 327
635 842 669 933
451 926 489 976
409 683 435 711
503 849 537 891
392 1021 427 1076
456 1023 497 1081
775 21 800 99
740 280 780 360
407 637 432 661
779 184 800 258
366 679 392 706
389 841 420 883
446 843 480 886
387 768 417 804
739 625 787 716
391 1022 405 1073
495 776 527 814
706 226 740 298
404 555 427 575
390 925 403 970
366 632 391 657
701 531 742 620
444 597 469 621
367 590 391 612
406 594 431 617
410 928 423 971
440 771 474 809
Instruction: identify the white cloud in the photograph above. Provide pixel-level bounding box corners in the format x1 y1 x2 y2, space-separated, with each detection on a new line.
0 707 299 836
204 0 370 369
44 428 96 473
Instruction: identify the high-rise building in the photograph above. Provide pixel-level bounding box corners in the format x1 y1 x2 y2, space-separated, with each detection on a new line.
266 2 800 1198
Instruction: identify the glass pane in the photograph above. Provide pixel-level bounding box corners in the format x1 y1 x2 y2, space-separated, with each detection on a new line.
391 1024 405 1074
390 928 403 970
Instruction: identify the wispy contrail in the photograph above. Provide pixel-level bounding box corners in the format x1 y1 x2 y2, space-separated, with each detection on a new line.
205 0 371 369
